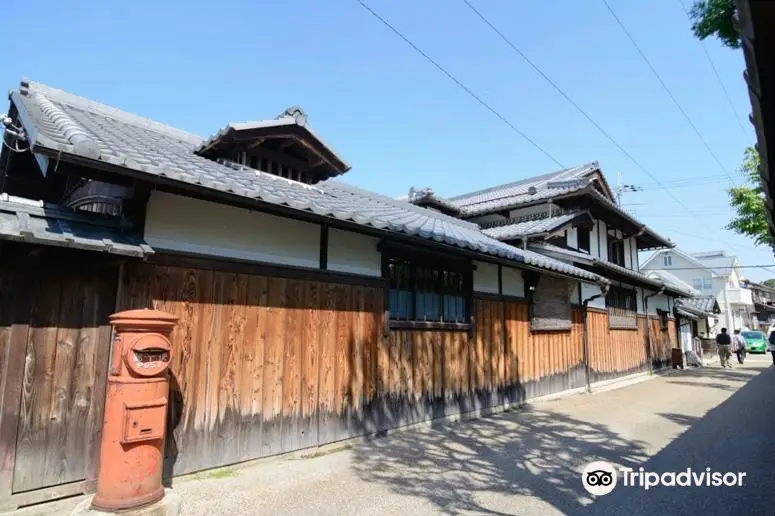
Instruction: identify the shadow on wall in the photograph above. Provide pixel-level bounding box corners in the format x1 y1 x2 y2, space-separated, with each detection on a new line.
348 406 650 515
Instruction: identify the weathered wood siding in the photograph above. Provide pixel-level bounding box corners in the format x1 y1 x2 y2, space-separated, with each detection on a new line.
587 309 678 383
502 300 586 399
118 262 383 475
0 246 117 500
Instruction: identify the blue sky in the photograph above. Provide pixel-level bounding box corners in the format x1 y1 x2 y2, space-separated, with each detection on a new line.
2 0 772 280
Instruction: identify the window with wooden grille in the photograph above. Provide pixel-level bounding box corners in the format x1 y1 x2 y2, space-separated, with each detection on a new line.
657 309 669 331
577 228 591 253
608 239 625 267
386 255 469 325
606 285 637 328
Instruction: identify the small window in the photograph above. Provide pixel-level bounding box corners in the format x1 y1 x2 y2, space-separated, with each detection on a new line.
663 254 672 267
387 254 469 324
608 240 625 267
692 278 703 290
703 278 712 290
577 228 591 253
657 309 669 332
606 286 637 328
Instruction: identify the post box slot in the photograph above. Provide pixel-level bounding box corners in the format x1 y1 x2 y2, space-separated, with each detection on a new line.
121 398 167 444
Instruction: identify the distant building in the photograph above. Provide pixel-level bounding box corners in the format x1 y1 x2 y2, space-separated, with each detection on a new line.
641 249 755 332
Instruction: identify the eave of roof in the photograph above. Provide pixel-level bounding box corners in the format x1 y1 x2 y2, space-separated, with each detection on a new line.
481 210 590 241
737 0 775 249
6 79 606 285
196 115 351 178
0 193 153 257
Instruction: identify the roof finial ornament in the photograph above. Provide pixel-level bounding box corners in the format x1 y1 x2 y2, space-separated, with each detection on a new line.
277 105 308 127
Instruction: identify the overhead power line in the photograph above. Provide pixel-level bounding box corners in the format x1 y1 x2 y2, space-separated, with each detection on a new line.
458 0 723 228
353 0 564 168
676 0 753 146
601 0 739 186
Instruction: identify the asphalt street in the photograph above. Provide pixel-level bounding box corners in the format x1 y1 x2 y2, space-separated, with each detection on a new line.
16 355 775 516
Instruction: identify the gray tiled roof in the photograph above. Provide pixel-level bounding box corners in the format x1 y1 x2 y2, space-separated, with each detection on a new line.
448 163 599 217
482 211 587 240
9 80 605 284
676 295 720 316
528 242 694 294
0 194 152 257
406 187 461 215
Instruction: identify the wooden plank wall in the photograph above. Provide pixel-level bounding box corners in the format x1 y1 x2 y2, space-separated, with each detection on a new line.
118 263 383 476
587 309 678 383
0 247 116 500
117 263 680 477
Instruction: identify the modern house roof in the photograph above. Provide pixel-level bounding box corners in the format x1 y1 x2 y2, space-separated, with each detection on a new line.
4 79 606 284
641 248 736 278
0 193 152 257
645 269 699 296
690 251 738 277
480 210 591 241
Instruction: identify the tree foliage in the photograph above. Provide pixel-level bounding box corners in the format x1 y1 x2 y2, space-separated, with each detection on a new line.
763 279 775 289
688 0 740 49
726 147 771 245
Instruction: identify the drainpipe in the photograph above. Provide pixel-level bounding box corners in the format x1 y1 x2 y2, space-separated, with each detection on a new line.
582 282 610 393
643 287 665 374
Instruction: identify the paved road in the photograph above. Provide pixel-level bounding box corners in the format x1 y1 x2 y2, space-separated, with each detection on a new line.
19 356 775 515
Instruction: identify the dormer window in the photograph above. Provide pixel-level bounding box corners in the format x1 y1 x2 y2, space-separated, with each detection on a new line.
197 106 350 184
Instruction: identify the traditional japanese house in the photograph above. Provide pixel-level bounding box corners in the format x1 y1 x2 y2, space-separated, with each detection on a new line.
0 80 618 509
409 162 691 380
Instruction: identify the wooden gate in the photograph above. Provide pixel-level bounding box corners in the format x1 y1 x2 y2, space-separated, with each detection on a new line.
0 244 118 509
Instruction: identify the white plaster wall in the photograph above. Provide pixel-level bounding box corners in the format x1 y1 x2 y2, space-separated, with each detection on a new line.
570 282 580 304
566 227 578 249
636 287 645 314
501 265 525 297
474 260 500 294
581 283 606 309
590 221 600 259
623 237 634 269
598 221 608 260
144 191 320 268
647 294 670 314
327 228 381 277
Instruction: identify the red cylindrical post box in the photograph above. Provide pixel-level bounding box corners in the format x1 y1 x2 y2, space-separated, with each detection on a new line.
92 309 178 512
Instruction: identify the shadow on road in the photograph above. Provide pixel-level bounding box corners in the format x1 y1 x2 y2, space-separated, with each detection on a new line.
350 405 649 515
657 412 700 427
591 365 775 515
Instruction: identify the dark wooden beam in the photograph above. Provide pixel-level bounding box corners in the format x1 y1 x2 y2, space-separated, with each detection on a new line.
319 222 329 270
244 145 313 172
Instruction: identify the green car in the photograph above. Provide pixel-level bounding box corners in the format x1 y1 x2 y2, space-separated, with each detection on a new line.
742 331 768 353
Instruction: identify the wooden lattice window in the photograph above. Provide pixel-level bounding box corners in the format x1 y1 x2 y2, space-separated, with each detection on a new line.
606 285 637 329
386 254 470 324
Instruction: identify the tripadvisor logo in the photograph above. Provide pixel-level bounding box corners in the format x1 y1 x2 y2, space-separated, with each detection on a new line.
581 461 747 495
582 461 618 496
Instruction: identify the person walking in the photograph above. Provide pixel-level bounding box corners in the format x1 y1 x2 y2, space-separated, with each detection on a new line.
768 331 775 366
732 329 746 365
716 328 732 368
